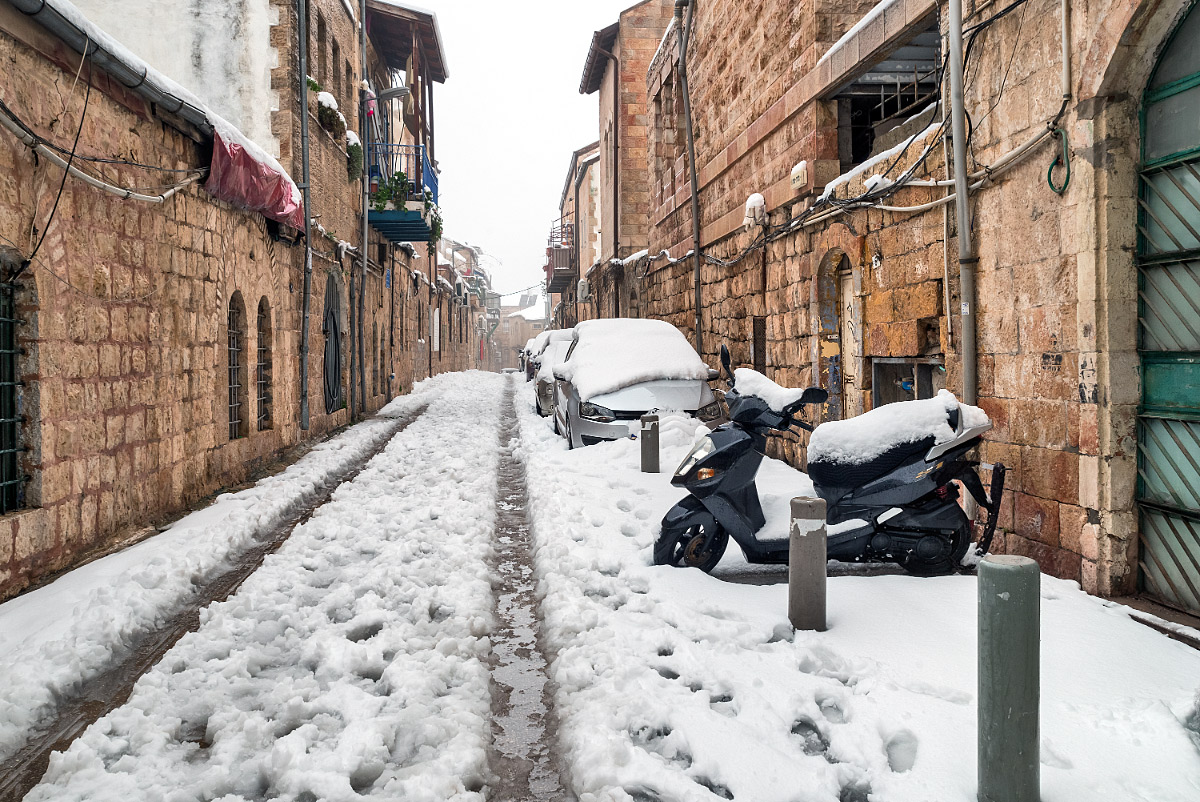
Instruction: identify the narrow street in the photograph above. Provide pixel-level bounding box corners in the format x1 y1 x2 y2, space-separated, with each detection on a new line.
0 372 1198 802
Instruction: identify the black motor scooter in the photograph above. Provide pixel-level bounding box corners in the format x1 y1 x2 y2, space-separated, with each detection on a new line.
654 345 1006 576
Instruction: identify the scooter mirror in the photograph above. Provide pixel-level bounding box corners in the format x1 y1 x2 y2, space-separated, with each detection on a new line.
720 344 733 379
800 387 829 406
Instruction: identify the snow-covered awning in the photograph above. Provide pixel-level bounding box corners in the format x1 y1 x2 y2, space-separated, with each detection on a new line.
12 0 305 230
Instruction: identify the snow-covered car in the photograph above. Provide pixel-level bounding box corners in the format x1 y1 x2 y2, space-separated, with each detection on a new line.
535 340 572 417
528 328 573 385
552 319 721 448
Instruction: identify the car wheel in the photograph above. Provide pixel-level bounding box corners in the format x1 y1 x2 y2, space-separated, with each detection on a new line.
655 523 728 573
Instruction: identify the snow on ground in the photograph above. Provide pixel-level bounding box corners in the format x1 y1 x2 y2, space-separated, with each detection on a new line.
0 378 436 766
25 372 505 801
513 381 1200 802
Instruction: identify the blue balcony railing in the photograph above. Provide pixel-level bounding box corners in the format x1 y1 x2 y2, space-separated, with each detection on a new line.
368 143 438 206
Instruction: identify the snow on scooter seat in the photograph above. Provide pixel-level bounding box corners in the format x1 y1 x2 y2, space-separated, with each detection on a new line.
554 319 710 401
808 389 989 466
732 368 810 412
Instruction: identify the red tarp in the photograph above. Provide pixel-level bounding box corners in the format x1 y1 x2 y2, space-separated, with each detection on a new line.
206 131 306 230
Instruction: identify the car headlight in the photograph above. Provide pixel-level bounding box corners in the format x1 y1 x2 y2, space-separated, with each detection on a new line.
675 436 716 478
579 402 616 422
696 401 723 421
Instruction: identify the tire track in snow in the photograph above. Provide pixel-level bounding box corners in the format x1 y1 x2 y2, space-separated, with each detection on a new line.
486 378 569 800
0 406 427 802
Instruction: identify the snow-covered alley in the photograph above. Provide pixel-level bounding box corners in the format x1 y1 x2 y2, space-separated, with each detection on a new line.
1 371 1199 802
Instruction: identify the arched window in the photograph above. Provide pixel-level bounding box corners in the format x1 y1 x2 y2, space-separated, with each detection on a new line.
227 292 248 440
379 337 386 396
372 323 379 395
256 297 272 431
323 273 345 414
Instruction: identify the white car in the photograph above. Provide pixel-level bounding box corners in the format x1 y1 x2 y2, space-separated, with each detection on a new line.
536 340 571 417
552 319 721 448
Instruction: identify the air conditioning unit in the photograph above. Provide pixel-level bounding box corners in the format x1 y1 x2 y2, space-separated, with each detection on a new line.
578 278 591 300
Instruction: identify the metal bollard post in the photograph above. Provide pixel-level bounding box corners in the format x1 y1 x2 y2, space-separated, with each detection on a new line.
640 414 660 473
978 554 1040 802
789 497 827 631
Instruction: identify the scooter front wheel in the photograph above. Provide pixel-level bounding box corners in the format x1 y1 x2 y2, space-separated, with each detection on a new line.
655 523 729 573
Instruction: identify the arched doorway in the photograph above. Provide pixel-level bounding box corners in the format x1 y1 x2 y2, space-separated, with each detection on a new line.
812 250 863 420
1136 3 1200 615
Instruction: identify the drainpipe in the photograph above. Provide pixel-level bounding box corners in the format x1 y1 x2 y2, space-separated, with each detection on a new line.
297 0 313 430
359 0 369 413
598 48 621 264
948 0 977 405
676 0 703 358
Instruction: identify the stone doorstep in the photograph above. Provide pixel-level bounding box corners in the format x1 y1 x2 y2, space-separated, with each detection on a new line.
1111 595 1200 653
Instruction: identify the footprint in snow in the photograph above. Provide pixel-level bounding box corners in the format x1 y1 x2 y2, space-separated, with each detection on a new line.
884 729 919 773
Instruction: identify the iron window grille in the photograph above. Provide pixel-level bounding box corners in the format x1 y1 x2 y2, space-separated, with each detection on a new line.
228 299 245 440
257 301 272 431
0 279 24 514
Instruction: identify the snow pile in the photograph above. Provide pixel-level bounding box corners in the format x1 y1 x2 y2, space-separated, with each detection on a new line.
733 367 815 413
25 373 505 801
513 381 1200 801
808 390 990 466
537 341 571 385
556 319 709 401
317 91 340 111
0 381 442 766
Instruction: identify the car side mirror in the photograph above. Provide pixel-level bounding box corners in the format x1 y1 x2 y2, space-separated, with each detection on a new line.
707 368 721 381
553 368 567 381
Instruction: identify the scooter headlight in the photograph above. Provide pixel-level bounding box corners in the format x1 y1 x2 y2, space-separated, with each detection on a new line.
675 436 716 478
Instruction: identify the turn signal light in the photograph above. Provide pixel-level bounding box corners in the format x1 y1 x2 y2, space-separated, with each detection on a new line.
696 468 717 480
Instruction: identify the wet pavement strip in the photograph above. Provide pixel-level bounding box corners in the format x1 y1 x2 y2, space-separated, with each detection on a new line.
486 382 570 801
0 407 427 802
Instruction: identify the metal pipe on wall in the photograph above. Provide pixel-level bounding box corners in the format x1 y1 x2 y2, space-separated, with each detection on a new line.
948 0 977 405
358 0 369 413
296 0 313 430
676 0 703 358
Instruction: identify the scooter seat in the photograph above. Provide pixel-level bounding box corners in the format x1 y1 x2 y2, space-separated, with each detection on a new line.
808 435 936 489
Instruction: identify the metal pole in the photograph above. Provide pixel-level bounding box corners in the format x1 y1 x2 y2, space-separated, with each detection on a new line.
978 555 1040 802
789 497 827 631
947 0 977 404
296 0 313 430
676 0 704 359
640 414 660 473
359 0 369 413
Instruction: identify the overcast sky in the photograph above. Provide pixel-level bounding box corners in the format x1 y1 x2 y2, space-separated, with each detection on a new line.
420 0 639 303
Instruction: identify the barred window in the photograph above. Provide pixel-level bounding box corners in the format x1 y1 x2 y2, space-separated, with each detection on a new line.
257 297 272 431
0 277 24 513
372 323 379 396
228 292 247 440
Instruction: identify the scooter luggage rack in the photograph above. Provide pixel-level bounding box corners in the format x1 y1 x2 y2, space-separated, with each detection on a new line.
973 462 1007 558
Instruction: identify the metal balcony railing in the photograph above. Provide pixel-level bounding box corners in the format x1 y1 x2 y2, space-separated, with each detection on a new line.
369 143 439 206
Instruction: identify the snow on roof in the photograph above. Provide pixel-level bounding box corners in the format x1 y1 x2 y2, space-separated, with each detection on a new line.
40 0 302 223
508 304 545 321
733 368 810 413
818 0 900 67
808 390 990 466
556 319 709 400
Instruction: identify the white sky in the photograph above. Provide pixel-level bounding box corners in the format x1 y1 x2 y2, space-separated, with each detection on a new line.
421 0 639 302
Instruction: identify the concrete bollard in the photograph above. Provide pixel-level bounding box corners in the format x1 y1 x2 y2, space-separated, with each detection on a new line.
978 554 1041 802
640 414 660 473
789 497 827 631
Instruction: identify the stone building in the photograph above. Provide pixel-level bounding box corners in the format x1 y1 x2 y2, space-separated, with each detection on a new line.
0 0 484 601
547 141 599 329
568 0 1200 613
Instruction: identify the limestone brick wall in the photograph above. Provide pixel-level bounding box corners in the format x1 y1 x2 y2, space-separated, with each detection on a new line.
0 6 476 601
626 0 1195 596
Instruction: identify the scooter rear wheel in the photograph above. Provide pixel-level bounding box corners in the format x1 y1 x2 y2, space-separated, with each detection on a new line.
655 523 728 573
901 522 972 576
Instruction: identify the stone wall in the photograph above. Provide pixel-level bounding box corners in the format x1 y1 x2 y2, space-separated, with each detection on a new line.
0 2 478 601
620 0 1195 597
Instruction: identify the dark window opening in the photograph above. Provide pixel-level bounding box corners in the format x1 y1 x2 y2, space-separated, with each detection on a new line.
752 316 767 373
0 278 24 514
316 13 328 85
228 293 248 440
323 276 345 413
871 358 946 407
257 298 272 431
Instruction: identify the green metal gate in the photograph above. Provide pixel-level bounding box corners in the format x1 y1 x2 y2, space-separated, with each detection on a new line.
1136 3 1200 615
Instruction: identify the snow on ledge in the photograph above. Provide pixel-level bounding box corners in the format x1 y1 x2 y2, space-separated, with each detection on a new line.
817 0 901 68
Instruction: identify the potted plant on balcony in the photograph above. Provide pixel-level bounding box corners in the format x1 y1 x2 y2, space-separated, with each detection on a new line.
371 171 410 212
